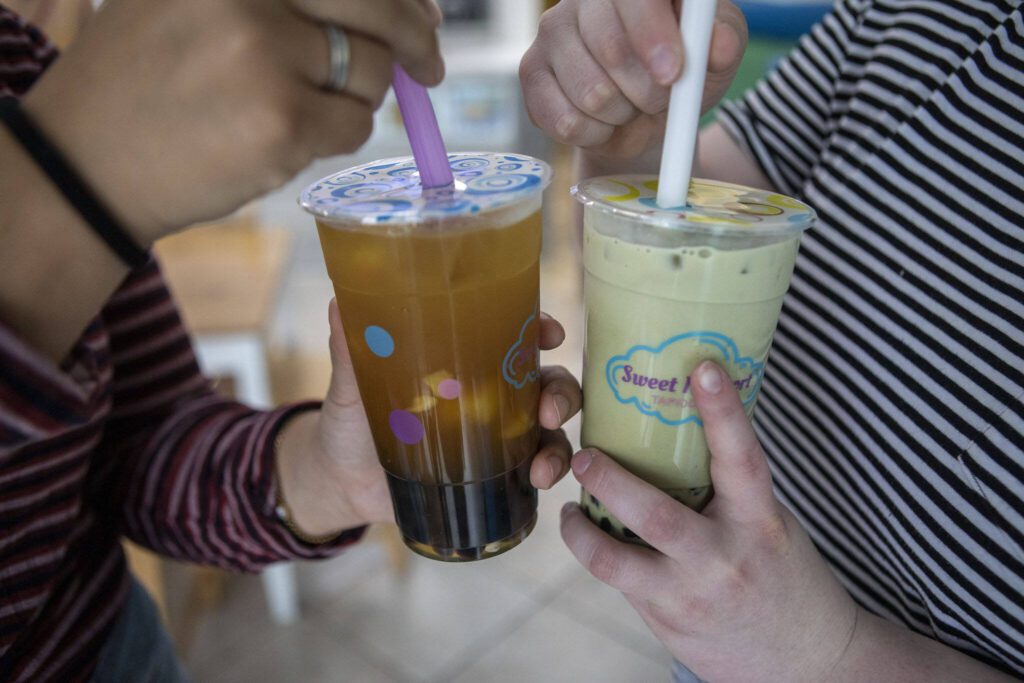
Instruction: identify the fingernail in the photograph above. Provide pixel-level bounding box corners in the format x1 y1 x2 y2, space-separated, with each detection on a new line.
648 44 679 84
572 450 593 476
561 501 575 517
556 113 578 140
554 395 570 424
547 454 563 481
698 362 722 394
582 82 613 112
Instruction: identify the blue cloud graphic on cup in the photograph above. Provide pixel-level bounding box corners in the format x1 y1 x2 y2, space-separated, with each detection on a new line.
605 331 764 427
503 309 540 389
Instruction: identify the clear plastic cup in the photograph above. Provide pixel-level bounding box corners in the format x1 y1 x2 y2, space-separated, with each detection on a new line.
300 153 551 561
572 176 815 542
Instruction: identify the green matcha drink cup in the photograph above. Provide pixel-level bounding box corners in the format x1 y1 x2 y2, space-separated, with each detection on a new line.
573 176 816 543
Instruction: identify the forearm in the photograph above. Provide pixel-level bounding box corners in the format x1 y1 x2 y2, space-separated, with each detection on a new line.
576 122 773 191
0 124 130 362
832 609 1017 682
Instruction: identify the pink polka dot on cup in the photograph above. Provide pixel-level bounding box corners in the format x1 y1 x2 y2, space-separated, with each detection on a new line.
437 379 461 400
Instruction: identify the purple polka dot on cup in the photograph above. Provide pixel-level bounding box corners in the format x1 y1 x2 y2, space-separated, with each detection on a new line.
364 325 394 358
437 379 461 400
389 409 425 445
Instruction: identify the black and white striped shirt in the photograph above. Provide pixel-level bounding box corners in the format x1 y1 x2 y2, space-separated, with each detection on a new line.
717 0 1024 675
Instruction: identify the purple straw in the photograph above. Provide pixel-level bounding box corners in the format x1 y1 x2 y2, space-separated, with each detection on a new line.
392 65 453 188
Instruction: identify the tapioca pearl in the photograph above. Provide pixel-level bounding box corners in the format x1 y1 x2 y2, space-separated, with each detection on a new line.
364 325 395 358
389 409 425 445
599 518 614 534
623 527 638 539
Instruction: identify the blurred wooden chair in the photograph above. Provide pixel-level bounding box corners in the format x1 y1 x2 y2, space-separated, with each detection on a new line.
153 211 300 626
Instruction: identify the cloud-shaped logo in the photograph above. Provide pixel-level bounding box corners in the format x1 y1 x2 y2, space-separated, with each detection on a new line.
606 331 764 426
503 308 540 389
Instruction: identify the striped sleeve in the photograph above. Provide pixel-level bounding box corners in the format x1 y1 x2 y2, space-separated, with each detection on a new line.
99 261 364 571
716 0 866 194
0 8 56 98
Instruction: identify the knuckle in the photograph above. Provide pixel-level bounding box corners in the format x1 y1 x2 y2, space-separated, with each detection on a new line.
555 111 585 142
638 498 683 546
520 59 550 99
518 49 539 85
586 544 622 585
252 99 299 152
219 25 256 65
223 8 272 62
735 443 768 481
717 561 753 604
679 593 715 624
537 9 558 40
595 31 631 70
755 512 791 553
583 454 609 494
580 81 616 116
636 86 670 115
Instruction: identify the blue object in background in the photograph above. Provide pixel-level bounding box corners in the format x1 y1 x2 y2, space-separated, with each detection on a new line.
735 1 832 40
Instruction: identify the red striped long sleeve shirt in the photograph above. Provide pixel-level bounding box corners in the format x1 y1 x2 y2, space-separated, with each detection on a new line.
0 7 362 681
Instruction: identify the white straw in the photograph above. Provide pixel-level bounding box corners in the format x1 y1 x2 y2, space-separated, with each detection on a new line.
657 0 718 208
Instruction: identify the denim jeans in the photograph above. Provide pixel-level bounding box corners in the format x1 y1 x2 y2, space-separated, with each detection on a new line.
672 659 707 682
90 577 191 683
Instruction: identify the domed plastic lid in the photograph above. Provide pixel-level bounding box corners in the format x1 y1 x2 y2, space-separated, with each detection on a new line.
300 152 551 225
572 175 815 236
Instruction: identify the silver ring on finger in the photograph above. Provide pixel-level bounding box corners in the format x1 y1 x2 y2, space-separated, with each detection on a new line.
324 24 350 93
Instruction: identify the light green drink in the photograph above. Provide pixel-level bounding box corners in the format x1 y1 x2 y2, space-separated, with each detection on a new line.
573 176 815 542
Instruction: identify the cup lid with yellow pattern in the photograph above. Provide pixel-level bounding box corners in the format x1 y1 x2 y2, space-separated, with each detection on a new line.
572 175 815 236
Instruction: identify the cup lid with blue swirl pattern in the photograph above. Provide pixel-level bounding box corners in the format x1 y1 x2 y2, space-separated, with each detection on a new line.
300 152 551 226
572 175 815 237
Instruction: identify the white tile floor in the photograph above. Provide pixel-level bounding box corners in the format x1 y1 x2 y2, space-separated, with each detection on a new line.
182 150 673 682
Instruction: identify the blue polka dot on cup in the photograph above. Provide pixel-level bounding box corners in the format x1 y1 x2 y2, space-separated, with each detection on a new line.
364 325 394 358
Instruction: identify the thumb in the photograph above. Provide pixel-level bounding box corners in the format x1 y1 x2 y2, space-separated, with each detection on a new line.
692 361 777 524
326 298 363 409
